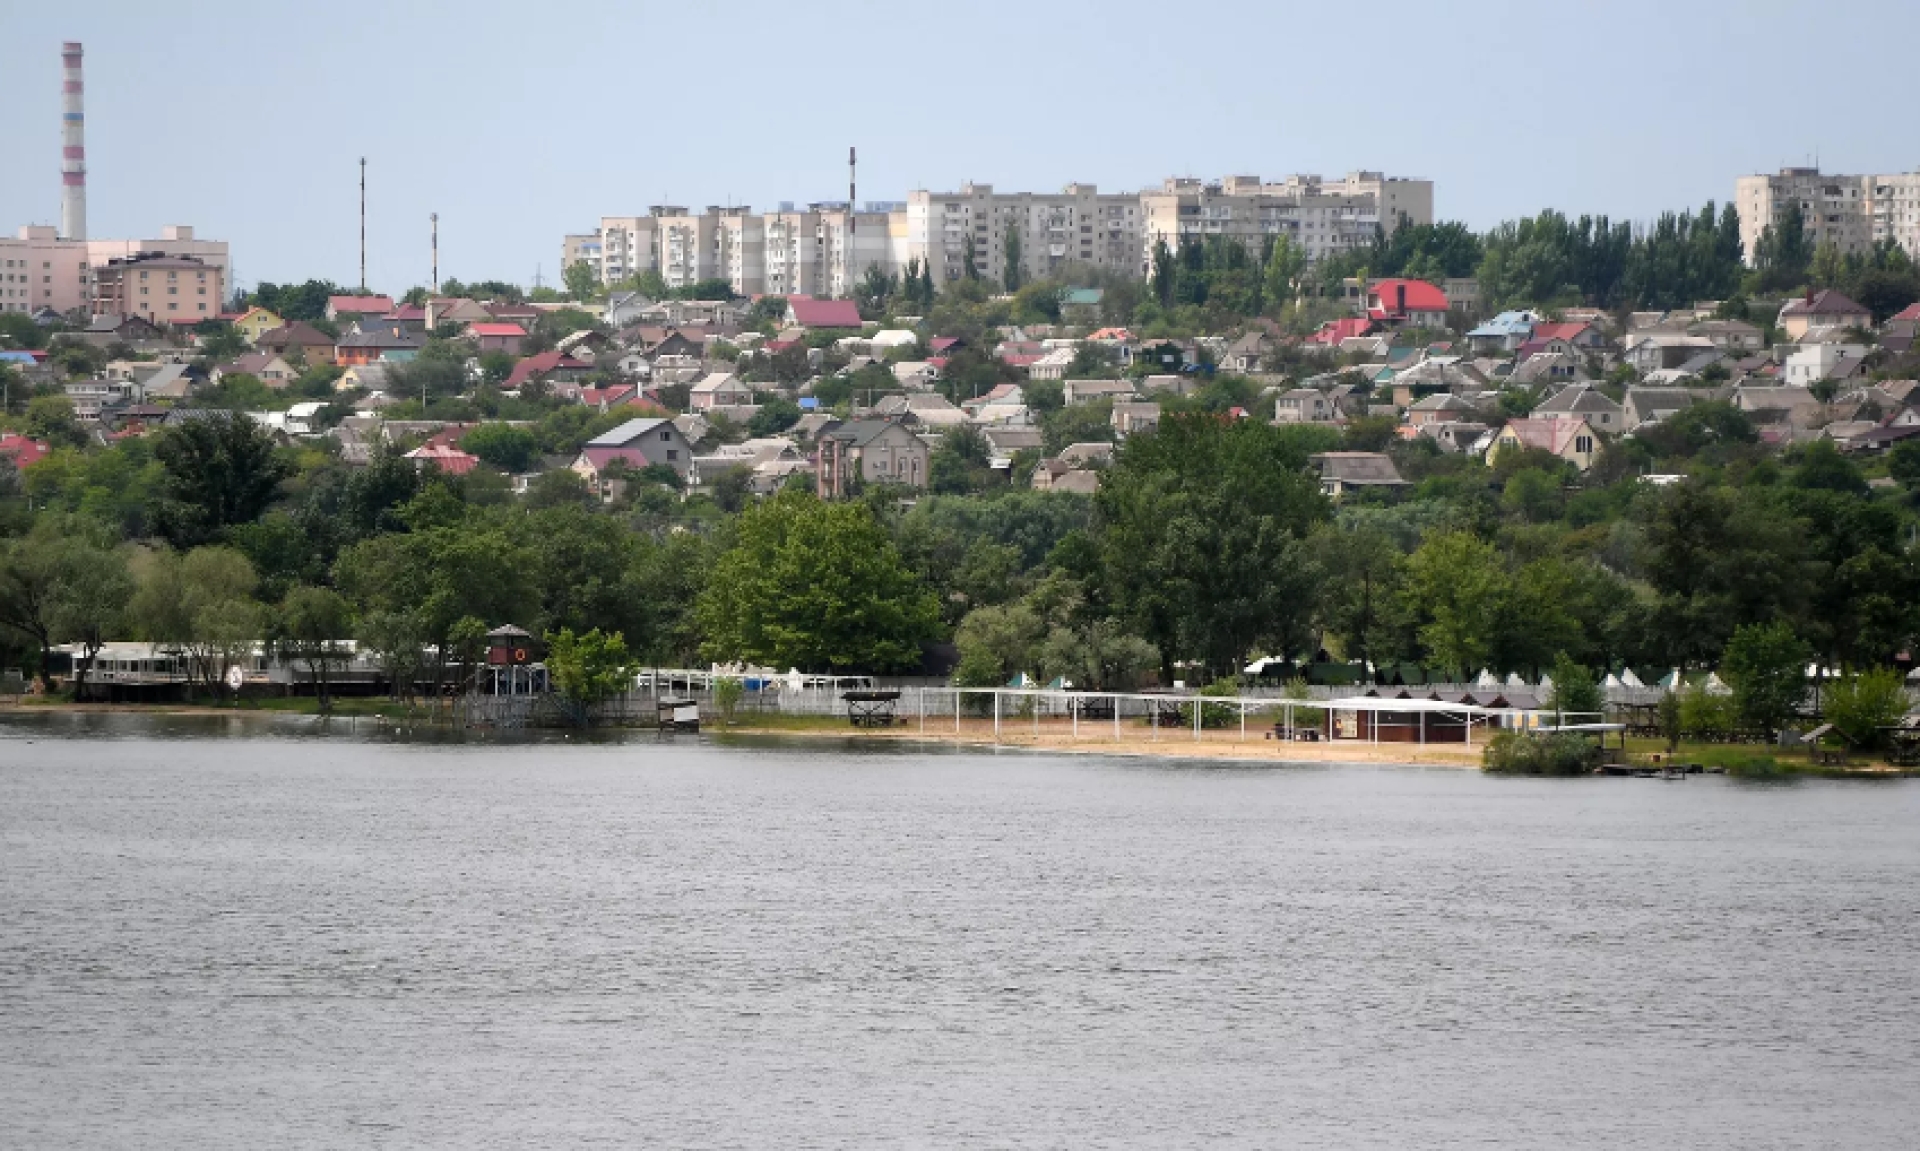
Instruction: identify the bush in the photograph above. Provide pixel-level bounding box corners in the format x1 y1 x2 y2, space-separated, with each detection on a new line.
1482 730 1600 775
1180 679 1241 729
712 675 744 723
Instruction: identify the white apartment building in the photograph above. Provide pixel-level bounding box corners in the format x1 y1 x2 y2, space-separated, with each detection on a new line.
1140 172 1434 270
1735 168 1874 262
903 183 1142 288
575 169 1432 298
1734 166 1920 264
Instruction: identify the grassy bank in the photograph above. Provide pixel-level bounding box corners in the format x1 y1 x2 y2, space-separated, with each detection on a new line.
1622 736 1913 777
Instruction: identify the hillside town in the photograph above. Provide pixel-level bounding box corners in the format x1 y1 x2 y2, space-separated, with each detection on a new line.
10 37 1920 756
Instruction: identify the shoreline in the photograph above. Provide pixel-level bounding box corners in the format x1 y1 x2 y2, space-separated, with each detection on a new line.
8 702 1909 774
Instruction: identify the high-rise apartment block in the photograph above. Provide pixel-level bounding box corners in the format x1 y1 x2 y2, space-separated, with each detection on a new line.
568 170 1431 300
1140 172 1433 267
1735 167 1920 264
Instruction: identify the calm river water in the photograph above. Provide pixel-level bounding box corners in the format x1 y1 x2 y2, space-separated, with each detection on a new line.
2 713 1918 1149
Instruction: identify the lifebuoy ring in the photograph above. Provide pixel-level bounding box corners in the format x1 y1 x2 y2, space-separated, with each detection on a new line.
513 647 529 663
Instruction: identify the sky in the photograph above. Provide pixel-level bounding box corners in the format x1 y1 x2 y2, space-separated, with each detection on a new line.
3 0 1916 297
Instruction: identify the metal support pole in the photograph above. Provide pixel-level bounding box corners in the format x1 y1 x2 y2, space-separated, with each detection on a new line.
919 686 925 735
1113 695 1120 743
1240 702 1246 741
994 691 1001 742
956 688 961 734
1193 695 1201 741
1033 691 1039 739
1421 708 1426 745
1072 696 1078 740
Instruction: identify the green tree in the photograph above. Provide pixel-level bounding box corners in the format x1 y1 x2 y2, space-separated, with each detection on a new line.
544 627 635 719
1822 668 1906 750
1402 531 1508 679
747 396 801 436
47 540 134 699
563 260 600 303
1095 416 1329 680
150 415 292 547
1263 234 1305 309
127 546 261 692
1545 652 1603 721
697 491 940 672
1003 225 1024 292
462 423 540 473
963 232 980 282
953 602 1045 685
1721 620 1813 739
25 395 87 449
278 585 353 712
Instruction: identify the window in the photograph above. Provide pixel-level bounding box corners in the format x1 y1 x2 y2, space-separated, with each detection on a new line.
665 449 678 461
660 429 672 441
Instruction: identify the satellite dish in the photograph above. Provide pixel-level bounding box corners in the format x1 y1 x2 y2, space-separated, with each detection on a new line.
226 665 245 691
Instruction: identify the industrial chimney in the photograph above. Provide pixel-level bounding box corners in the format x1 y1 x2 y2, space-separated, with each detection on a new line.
61 42 87 241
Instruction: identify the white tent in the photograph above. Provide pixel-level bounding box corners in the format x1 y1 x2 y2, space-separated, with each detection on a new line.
1602 673 1622 689
1475 669 1500 687
1621 668 1645 688
1506 673 1527 689
1538 674 1555 695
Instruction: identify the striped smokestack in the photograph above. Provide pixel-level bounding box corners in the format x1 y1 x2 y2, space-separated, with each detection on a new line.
61 41 86 241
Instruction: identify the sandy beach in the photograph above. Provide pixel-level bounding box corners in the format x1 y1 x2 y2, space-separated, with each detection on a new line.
725 715 1488 767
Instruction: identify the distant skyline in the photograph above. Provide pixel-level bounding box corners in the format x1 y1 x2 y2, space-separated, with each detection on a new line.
3 0 1917 295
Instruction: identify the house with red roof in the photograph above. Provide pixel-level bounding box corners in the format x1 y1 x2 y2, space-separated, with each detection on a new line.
467 322 528 355
0 433 51 471
503 350 595 392
784 296 863 329
1308 317 1376 346
1365 279 1450 327
1528 321 1605 350
404 443 480 476
327 295 397 323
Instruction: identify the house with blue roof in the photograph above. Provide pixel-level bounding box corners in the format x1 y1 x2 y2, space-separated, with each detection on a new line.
1466 310 1544 353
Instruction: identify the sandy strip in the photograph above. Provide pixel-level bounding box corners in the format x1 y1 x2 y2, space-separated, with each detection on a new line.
725 717 1486 768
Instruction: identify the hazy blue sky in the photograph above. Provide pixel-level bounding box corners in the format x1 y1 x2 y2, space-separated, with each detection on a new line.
3 1 1915 295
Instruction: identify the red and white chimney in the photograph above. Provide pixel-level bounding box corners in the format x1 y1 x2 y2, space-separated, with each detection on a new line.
61 42 87 241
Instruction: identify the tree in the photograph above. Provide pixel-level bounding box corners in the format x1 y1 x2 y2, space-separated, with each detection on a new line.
747 396 801 436
1263 234 1305 309
1401 531 1508 679
1095 416 1329 680
544 627 635 721
1003 225 1024 292
1039 618 1159 691
47 541 134 699
1545 652 1603 721
128 546 261 692
24 396 87 449
962 233 980 282
278 586 352 712
697 491 940 672
462 423 540 473
954 603 1045 685
0 524 69 687
563 260 599 303
151 415 291 547
1822 668 1906 750
1721 620 1813 739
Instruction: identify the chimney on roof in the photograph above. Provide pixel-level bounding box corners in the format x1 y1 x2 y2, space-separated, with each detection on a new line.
60 42 86 241
1397 283 1406 314
1805 287 1815 306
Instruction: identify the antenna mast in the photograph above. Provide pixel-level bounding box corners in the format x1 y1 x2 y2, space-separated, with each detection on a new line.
431 212 439 293
358 157 367 291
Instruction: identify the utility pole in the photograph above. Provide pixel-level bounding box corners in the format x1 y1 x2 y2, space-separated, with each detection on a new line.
359 158 367 292
431 212 439 293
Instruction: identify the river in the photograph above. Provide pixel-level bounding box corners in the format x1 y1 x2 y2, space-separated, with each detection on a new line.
2 713 1917 1148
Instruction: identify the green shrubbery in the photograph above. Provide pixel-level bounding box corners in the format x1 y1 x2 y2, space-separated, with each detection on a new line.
1481 729 1600 775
